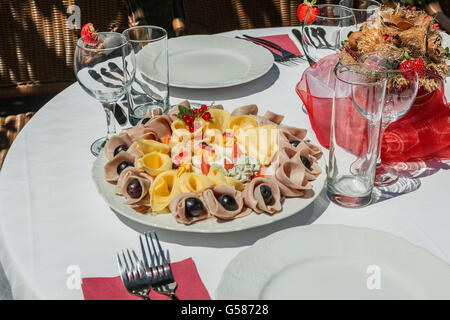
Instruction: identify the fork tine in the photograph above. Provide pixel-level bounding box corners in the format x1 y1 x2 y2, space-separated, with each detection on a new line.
132 249 147 280
153 232 168 264
144 232 158 274
139 235 150 272
117 252 129 284
126 248 138 280
148 232 162 267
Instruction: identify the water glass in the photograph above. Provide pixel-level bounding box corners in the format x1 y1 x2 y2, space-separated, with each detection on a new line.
302 4 356 66
122 26 170 125
327 63 387 208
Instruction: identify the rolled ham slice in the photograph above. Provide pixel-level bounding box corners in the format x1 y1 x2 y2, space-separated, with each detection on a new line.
104 151 136 184
169 192 212 225
230 104 258 117
104 132 134 160
125 142 142 162
142 115 172 142
279 125 307 143
293 145 322 181
296 140 323 160
120 172 152 205
243 177 282 215
203 185 252 220
274 160 313 197
263 111 284 125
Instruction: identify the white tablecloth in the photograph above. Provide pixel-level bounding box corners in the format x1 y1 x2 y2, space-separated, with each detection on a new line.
0 27 449 300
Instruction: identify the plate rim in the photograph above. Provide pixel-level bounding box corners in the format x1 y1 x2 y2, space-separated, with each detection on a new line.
167 35 274 89
91 149 327 234
215 224 450 299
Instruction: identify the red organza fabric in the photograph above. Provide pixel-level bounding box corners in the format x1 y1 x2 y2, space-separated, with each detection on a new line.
296 54 450 164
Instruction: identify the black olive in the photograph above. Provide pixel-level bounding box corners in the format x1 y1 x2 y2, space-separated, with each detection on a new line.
300 156 311 170
172 163 179 169
126 179 142 199
117 161 133 175
141 117 151 125
114 144 128 157
185 197 204 217
218 194 238 211
290 140 300 147
260 185 273 205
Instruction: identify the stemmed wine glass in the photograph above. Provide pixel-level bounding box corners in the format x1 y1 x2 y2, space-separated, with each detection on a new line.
339 0 381 26
301 4 357 66
74 32 136 156
358 52 419 186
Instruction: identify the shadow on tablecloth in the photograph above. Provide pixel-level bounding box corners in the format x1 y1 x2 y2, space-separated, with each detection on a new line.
169 64 280 101
0 260 12 300
113 186 330 249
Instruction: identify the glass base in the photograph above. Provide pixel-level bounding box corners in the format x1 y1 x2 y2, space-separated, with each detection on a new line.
128 104 164 126
374 164 399 187
326 176 372 208
91 136 108 157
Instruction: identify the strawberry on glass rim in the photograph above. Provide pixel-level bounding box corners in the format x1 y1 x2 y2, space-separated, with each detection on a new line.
297 0 319 24
81 23 99 45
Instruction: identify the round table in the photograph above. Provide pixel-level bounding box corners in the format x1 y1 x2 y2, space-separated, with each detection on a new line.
1 27 449 299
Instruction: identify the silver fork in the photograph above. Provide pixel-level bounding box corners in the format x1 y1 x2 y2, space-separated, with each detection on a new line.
117 248 152 300
140 232 179 300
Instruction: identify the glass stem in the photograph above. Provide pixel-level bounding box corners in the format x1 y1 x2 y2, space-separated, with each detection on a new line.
376 123 388 166
102 102 116 139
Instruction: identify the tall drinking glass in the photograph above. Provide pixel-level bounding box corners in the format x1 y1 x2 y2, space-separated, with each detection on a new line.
123 26 169 125
74 32 135 156
302 4 357 66
339 0 381 26
358 52 419 186
327 63 387 208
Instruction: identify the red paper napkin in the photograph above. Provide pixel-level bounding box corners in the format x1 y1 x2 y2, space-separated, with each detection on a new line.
246 34 302 57
81 258 211 300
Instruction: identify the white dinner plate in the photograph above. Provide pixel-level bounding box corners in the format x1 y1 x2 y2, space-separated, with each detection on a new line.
216 224 450 299
91 151 326 233
168 35 274 88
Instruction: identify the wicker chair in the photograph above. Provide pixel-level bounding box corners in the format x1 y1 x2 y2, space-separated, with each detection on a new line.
0 0 146 169
171 0 339 36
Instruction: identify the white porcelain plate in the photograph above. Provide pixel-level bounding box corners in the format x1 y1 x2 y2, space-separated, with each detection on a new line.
91 151 326 233
216 224 450 299
168 35 274 88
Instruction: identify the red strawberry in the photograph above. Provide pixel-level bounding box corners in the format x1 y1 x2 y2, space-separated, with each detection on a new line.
400 57 425 79
412 58 426 77
297 0 319 24
81 23 98 45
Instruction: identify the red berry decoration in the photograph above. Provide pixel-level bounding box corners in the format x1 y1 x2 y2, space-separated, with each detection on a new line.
202 112 211 121
189 125 194 133
193 109 198 115
81 23 99 45
182 114 190 121
400 57 425 79
200 104 207 112
412 58 426 77
297 0 319 25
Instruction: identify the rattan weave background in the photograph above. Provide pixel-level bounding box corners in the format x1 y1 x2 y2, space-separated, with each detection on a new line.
0 0 137 98
178 0 337 35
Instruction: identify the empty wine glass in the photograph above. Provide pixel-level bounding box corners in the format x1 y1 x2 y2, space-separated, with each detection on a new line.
74 32 136 156
301 4 357 66
358 52 419 186
339 0 381 26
